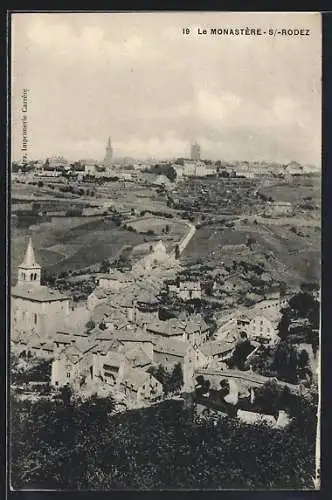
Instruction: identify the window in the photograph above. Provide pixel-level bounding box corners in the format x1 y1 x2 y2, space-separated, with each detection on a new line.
55 381 58 386
67 373 71 378
34 273 37 280
34 314 37 325
30 273 34 280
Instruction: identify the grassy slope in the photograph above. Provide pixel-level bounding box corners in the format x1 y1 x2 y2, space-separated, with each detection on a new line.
11 217 146 280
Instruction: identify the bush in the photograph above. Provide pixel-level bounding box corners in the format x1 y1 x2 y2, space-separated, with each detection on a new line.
85 320 96 332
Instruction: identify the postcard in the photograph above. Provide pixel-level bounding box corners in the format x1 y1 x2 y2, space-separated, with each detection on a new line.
9 11 321 491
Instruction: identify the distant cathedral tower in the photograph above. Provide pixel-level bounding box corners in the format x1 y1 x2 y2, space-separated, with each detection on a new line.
191 142 201 161
17 237 41 286
104 136 113 168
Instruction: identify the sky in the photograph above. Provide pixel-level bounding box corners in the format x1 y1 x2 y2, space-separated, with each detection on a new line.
11 12 321 164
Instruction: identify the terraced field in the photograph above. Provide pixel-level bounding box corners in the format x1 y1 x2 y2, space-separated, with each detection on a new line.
182 222 320 287
11 216 146 282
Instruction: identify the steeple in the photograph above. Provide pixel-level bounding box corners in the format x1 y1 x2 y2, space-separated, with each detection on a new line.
104 136 113 168
18 237 41 286
21 237 39 268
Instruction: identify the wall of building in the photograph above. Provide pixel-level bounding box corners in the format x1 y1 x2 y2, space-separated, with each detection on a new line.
51 357 72 387
183 345 208 390
51 351 94 390
137 375 163 403
12 296 70 337
93 352 122 385
247 315 278 343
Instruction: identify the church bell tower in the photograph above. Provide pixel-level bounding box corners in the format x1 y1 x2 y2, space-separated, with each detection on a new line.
17 237 41 286
104 136 113 169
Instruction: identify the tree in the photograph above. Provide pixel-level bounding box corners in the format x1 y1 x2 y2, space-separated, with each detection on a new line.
166 166 177 182
298 349 310 369
279 281 287 297
277 309 291 340
255 380 282 415
289 292 318 319
10 387 317 490
195 375 210 396
228 340 254 370
60 384 72 406
86 320 95 332
203 279 214 297
169 363 183 393
272 341 299 384
246 236 256 250
148 364 171 395
99 258 110 274
300 282 319 295
219 379 230 398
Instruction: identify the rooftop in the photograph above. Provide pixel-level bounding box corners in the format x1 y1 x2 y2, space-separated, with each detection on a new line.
147 316 209 337
99 350 124 368
153 338 190 357
54 332 73 343
124 345 152 368
200 340 236 357
146 319 183 337
11 284 69 302
92 339 120 355
117 328 154 343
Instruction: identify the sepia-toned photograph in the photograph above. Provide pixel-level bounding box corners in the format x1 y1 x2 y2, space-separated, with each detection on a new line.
9 11 321 490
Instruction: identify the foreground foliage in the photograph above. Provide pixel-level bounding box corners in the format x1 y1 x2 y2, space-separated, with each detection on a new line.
10 391 317 490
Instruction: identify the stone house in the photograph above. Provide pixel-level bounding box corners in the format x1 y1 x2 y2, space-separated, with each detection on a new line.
131 240 169 274
116 328 154 361
51 340 97 390
146 316 210 346
246 314 279 345
95 271 134 292
92 349 125 386
199 340 236 363
118 365 163 405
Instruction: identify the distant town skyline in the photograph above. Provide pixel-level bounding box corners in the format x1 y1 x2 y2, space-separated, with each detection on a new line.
12 12 321 165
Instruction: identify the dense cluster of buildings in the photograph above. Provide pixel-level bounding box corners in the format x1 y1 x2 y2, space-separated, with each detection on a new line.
11 231 302 416
12 135 318 186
